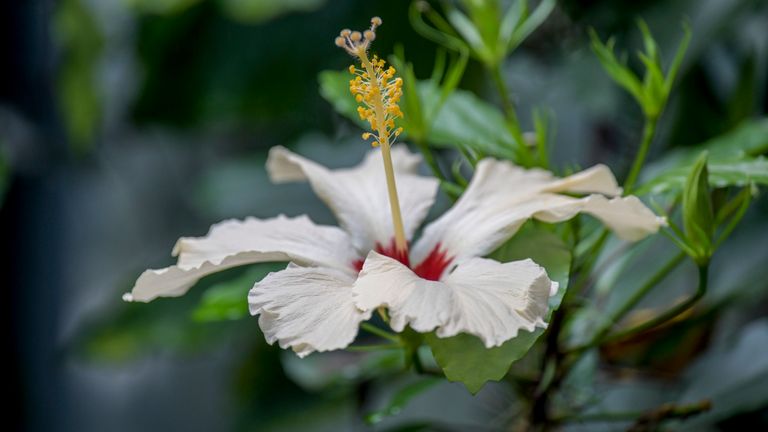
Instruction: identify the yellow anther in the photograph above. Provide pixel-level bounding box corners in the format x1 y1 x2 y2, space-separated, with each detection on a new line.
362 132 371 140
348 65 356 74
355 94 363 103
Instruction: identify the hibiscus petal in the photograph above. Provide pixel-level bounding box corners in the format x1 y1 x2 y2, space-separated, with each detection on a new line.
249 264 371 357
530 194 666 241
353 251 452 333
267 145 439 253
412 159 663 264
436 257 555 348
126 215 357 302
541 164 622 196
352 252 555 348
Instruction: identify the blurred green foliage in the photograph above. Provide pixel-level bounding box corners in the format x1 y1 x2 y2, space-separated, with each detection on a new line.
53 0 768 430
54 0 103 153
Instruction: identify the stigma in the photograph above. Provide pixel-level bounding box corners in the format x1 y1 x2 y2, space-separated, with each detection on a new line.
334 17 404 148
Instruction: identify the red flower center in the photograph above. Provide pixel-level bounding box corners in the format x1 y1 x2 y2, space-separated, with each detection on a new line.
353 239 453 281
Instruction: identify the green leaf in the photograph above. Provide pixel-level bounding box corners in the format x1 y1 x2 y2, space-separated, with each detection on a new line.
671 119 768 165
429 87 516 159
192 263 285 322
642 156 768 194
589 30 645 105
640 119 768 194
445 7 493 64
365 377 441 424
509 0 556 51
318 70 363 127
426 224 571 393
682 152 714 263
590 21 691 120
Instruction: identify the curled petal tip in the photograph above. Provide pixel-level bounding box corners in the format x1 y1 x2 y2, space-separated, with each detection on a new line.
122 293 134 302
549 281 559 297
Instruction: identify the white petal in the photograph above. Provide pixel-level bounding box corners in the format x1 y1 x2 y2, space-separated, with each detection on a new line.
267 145 439 253
436 257 555 348
352 252 555 347
541 164 622 196
127 215 357 302
353 251 451 333
249 265 371 357
412 159 662 264
530 194 667 242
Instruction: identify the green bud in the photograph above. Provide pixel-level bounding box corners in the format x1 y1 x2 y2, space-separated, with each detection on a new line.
682 151 714 264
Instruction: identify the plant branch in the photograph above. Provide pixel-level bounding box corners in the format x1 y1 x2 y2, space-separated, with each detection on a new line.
624 116 658 194
603 263 708 343
360 322 401 344
555 399 712 426
566 251 686 354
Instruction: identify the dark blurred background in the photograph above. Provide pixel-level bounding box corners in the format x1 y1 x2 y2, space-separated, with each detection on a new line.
2 0 767 431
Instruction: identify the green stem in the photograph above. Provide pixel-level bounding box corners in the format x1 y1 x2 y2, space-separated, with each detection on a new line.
555 399 711 424
566 251 686 354
569 229 610 296
603 263 708 343
360 322 401 344
623 116 658 194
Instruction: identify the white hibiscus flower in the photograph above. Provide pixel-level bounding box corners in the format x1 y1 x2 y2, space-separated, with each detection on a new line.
125 17 665 358
125 144 664 357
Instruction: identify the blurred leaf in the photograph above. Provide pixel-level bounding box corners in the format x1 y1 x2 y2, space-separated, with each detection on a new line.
679 319 768 427
590 20 690 119
641 119 768 194
319 69 515 159
670 118 768 164
54 0 103 154
282 349 404 391
219 0 326 23
682 152 714 263
192 262 285 322
642 157 768 194
365 377 441 424
508 0 556 51
426 224 571 393
126 0 203 15
430 87 516 159
445 7 493 64
0 151 8 206
319 70 365 127
78 268 255 362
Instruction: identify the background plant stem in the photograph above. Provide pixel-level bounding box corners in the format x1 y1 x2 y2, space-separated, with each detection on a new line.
624 116 659 194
